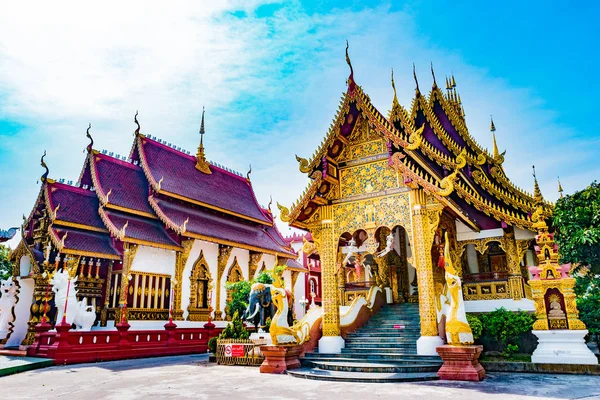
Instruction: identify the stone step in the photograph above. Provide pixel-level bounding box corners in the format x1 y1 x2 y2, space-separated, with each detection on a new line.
305 360 440 373
303 353 441 362
345 337 417 343
342 347 418 354
287 367 439 383
345 344 417 350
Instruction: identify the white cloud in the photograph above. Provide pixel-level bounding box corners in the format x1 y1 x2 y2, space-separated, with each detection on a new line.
0 2 597 249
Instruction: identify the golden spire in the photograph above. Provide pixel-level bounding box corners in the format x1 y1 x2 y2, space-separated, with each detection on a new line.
451 74 457 88
195 107 212 174
490 116 499 159
391 68 399 106
532 165 544 206
413 63 420 93
558 176 564 198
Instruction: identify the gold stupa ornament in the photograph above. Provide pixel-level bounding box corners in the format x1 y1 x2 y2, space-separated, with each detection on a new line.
528 167 585 331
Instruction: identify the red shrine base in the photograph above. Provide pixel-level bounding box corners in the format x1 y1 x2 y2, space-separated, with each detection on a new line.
436 345 486 381
259 345 303 374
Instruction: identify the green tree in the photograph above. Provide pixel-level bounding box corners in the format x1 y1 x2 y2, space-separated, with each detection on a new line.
553 181 600 274
0 245 12 280
225 280 252 319
480 308 535 356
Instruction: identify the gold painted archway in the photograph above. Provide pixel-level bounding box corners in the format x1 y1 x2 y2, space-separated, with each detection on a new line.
187 250 213 321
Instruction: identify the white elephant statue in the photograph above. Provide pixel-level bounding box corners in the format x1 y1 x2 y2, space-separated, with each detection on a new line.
0 278 18 339
51 270 96 330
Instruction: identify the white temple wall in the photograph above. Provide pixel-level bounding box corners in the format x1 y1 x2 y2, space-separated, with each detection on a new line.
456 221 503 241
293 272 306 320
515 227 537 240
466 244 479 274
130 246 177 276
282 269 292 291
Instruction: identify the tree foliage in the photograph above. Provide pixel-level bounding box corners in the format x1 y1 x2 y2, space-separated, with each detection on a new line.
225 281 252 319
574 275 600 342
479 308 535 356
0 245 12 280
553 181 600 274
466 314 483 340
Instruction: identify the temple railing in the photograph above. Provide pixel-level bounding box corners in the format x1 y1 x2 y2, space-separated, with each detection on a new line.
27 322 222 365
463 271 509 283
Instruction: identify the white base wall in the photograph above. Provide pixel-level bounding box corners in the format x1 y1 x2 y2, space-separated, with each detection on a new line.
417 335 444 356
318 336 345 354
531 330 598 365
465 298 535 313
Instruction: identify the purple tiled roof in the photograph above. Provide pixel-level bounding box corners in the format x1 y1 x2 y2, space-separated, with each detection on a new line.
137 137 270 224
286 258 307 272
103 209 180 248
153 197 295 256
47 182 105 230
52 227 120 257
92 153 155 215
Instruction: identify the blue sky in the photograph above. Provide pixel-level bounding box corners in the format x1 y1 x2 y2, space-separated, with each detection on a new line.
1 1 599 244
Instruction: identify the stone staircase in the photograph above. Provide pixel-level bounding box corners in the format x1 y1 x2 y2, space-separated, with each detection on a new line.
288 303 442 382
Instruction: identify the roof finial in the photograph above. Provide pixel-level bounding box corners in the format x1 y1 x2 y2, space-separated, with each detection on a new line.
195 107 212 174
134 111 140 136
558 176 564 198
268 195 273 212
451 74 457 88
413 63 420 93
430 62 437 87
86 123 93 153
490 115 499 158
246 164 252 180
345 40 355 89
391 68 399 106
40 150 49 183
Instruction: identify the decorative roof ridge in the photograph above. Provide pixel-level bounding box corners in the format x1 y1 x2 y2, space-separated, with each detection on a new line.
98 206 126 240
94 151 142 170
48 225 122 260
148 195 185 235
48 180 98 198
471 167 533 213
287 173 323 222
262 225 296 256
430 86 495 163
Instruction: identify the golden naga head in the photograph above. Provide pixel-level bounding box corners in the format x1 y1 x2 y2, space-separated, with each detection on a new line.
277 202 290 222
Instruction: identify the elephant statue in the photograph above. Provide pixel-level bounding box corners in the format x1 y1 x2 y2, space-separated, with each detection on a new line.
243 283 275 332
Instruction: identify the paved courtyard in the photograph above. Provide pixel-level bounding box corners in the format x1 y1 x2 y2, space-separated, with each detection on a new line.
2 355 599 400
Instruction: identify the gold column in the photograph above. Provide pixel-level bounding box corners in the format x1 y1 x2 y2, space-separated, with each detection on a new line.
215 245 233 321
173 239 194 320
504 228 524 300
313 205 341 337
116 243 138 323
100 260 114 326
410 189 442 337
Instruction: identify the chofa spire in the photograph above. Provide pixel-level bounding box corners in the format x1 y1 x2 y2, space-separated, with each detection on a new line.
86 123 93 153
413 63 420 93
391 68 399 107
558 176 564 198
195 107 212 175
40 150 49 183
345 40 355 90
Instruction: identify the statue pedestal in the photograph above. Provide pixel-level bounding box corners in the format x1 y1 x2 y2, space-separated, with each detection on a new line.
259 345 302 374
436 345 485 381
532 330 598 365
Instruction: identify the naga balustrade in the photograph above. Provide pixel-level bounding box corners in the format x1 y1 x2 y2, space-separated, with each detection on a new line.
27 322 222 365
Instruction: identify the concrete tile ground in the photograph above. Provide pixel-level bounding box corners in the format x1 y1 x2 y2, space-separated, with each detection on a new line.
2 354 599 400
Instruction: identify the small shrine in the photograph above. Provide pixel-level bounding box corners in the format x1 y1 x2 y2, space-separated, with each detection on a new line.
528 169 597 365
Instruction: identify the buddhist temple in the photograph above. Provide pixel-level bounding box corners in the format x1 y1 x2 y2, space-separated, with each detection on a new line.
278 46 547 355
9 112 298 345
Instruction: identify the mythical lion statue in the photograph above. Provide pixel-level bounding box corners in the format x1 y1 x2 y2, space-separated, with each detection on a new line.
0 278 18 339
51 270 96 330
